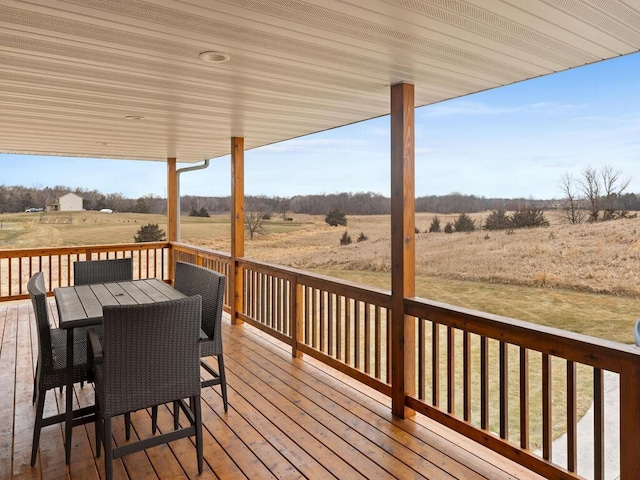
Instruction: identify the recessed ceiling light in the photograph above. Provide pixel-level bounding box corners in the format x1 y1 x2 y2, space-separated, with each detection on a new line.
199 51 230 63
124 115 145 121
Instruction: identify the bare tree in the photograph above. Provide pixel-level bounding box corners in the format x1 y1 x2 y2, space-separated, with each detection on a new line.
559 173 585 224
244 201 267 239
578 166 600 222
601 165 631 220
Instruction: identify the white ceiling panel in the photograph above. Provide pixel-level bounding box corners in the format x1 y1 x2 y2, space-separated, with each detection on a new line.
0 0 639 162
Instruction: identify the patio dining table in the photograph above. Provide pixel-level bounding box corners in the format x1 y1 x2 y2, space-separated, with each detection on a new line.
54 278 186 464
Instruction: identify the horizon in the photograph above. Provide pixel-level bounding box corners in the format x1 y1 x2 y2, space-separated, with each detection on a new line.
2 52 640 200
0 186 607 203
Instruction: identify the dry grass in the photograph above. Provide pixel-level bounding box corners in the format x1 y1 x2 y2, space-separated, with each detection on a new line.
220 211 640 297
190 210 640 343
2 209 639 342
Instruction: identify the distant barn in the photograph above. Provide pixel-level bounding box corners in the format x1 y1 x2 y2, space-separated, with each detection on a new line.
47 192 83 212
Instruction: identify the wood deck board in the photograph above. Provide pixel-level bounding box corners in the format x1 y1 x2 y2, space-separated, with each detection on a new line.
223 329 452 480
225 323 471 479
3 299 543 480
239 320 542 480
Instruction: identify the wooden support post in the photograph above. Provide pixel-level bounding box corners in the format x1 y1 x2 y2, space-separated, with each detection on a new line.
291 278 303 358
390 82 416 418
166 157 177 283
230 138 245 325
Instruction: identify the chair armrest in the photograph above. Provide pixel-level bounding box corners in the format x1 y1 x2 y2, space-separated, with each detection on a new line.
88 328 103 364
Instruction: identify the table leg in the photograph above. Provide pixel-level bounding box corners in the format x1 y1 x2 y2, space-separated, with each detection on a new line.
65 328 74 465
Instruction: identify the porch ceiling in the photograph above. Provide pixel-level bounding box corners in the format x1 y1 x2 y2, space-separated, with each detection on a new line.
1 1 639 163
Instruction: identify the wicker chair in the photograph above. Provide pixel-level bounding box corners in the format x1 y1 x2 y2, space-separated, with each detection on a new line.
73 257 132 391
152 262 227 432
28 272 94 466
175 262 227 405
73 257 133 285
89 296 203 480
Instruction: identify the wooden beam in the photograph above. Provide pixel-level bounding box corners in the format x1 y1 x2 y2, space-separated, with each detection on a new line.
231 137 245 325
390 82 416 418
166 157 177 283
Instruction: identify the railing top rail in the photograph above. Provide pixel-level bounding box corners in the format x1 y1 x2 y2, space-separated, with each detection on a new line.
0 242 170 258
406 296 640 371
171 242 230 259
238 257 392 307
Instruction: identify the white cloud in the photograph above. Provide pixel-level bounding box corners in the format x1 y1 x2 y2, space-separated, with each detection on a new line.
421 100 588 118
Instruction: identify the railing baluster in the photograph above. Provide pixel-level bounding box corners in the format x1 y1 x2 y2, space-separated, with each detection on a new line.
463 331 470 422
418 318 425 400
271 275 277 331
499 341 508 440
262 272 268 325
386 308 391 384
304 286 310 344
542 353 552 461
57 254 62 287
480 336 488 430
594 368 604 480
8 257 13 297
311 288 317 349
447 325 455 414
242 268 247 315
244 268 249 316
364 302 371 374
18 256 23 295
567 360 576 472
345 298 351 365
432 322 439 407
319 290 325 353
252 270 258 321
284 279 288 335
327 292 334 356
354 300 361 369
253 270 259 322
336 294 342 361
48 255 53 289
264 274 270 327
520 347 529 450
278 277 283 332
375 305 381 379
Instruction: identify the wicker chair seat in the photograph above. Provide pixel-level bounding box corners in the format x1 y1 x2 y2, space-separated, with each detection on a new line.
42 327 94 390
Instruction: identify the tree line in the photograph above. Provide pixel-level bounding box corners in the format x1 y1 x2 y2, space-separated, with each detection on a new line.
2 181 640 217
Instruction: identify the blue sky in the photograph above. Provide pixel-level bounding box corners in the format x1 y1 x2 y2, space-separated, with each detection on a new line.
2 52 640 200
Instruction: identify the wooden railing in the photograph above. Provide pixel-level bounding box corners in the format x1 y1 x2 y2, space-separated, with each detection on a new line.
0 242 170 300
238 258 392 395
404 298 640 480
3 242 639 479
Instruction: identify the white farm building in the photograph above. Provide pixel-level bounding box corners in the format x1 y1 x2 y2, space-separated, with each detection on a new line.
47 193 83 212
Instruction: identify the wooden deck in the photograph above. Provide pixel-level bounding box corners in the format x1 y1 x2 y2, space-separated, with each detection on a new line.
1 299 544 480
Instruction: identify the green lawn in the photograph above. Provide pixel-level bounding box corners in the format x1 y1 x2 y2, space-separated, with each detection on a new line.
310 268 638 344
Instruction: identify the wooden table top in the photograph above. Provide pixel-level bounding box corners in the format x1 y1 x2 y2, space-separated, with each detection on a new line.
55 278 186 329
